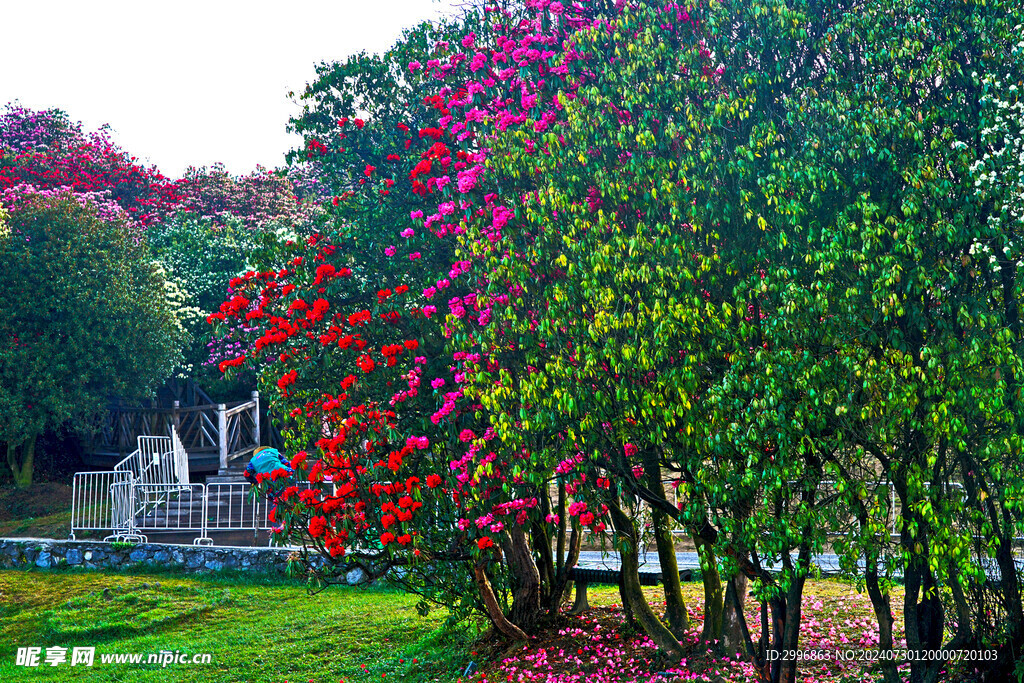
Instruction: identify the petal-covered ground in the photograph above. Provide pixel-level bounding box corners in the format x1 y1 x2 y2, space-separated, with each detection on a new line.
467 581 946 683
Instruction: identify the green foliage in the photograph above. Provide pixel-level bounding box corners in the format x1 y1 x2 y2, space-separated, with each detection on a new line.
147 212 260 379
201 0 1024 678
466 0 1024 678
148 214 259 316
0 192 180 487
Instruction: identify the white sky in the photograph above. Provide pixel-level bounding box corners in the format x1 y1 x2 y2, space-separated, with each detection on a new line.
1 0 459 178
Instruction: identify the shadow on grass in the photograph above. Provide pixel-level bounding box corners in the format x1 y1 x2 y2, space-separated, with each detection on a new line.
43 583 236 643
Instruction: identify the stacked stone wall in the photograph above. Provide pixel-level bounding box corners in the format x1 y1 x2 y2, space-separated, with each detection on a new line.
0 538 367 580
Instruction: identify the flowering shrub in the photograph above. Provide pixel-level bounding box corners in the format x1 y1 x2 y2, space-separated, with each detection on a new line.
0 104 83 153
176 163 317 228
222 0 698 646
216 3 1024 683
0 104 182 226
150 162 319 385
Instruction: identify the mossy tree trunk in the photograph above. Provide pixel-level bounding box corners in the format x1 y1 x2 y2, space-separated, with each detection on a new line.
6 433 37 490
643 448 689 636
694 533 724 644
474 561 528 641
608 497 685 660
505 524 542 632
721 570 749 655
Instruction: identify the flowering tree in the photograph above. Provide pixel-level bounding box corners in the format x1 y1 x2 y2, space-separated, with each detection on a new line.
175 163 311 228
149 166 318 385
0 187 180 488
215 14 501 623
0 104 83 153
215 3 621 637
214 2 1024 682
0 104 182 227
480 3 1024 683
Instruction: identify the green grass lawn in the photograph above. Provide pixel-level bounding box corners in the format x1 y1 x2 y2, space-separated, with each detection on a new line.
0 567 474 683
0 563 915 683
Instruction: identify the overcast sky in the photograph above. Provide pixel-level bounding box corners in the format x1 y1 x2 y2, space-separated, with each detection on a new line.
1 0 459 178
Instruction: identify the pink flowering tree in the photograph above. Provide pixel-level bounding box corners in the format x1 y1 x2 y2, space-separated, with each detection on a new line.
0 104 182 227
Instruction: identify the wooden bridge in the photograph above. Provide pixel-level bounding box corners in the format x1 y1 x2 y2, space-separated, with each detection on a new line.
83 384 263 474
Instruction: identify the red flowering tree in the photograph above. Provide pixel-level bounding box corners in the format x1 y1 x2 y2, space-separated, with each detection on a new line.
213 4 624 637
0 104 182 227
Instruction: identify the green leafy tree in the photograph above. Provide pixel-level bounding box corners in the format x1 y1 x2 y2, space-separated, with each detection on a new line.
148 212 263 380
470 2 1024 682
0 190 180 488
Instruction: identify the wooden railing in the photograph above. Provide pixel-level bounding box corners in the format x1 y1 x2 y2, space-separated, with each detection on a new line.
90 391 261 472
217 394 261 470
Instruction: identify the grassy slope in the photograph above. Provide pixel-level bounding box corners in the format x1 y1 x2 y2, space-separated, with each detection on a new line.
0 568 471 683
0 483 75 539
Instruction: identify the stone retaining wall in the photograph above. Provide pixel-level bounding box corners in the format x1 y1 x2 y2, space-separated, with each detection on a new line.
0 538 367 581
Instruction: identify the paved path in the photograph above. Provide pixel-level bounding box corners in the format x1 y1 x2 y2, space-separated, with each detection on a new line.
575 550 1024 579
577 549 846 574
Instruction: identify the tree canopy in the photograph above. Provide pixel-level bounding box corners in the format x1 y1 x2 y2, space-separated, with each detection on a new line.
0 188 181 488
211 1 1024 681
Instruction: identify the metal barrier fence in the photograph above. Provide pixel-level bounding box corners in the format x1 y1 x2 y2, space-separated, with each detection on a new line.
132 483 208 540
71 479 283 546
71 440 328 545
70 471 134 538
204 483 274 533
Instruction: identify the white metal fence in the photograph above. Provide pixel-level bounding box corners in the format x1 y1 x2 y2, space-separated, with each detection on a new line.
71 430 324 545
73 429 191 543
132 483 208 539
70 470 134 537
204 483 275 532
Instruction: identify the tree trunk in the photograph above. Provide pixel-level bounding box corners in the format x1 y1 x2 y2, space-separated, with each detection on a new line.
946 570 973 649
505 525 542 632
556 480 567 567
473 562 528 641
549 520 581 614
721 571 749 655
903 546 945 683
532 517 554 608
7 434 37 489
721 570 763 673
644 449 689 636
775 545 811 683
864 551 900 683
694 533 724 645
994 523 1024 647
608 497 685 660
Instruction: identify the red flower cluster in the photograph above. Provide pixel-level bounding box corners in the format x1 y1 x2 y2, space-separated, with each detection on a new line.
277 369 298 394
